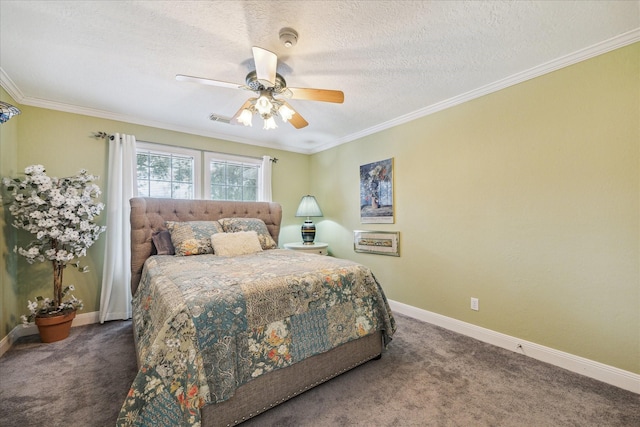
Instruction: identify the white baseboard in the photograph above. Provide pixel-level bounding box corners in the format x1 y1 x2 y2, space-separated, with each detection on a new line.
3 304 638 394
0 311 100 358
388 300 640 394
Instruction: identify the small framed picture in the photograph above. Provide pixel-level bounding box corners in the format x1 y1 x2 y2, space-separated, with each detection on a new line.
353 230 400 256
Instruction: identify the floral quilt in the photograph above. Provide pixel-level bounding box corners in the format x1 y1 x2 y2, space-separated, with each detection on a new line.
117 249 396 426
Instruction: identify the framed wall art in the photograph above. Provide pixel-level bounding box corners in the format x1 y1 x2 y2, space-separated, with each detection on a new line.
353 230 400 256
359 158 394 223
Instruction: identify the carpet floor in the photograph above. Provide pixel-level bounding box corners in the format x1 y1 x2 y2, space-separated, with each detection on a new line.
0 314 638 426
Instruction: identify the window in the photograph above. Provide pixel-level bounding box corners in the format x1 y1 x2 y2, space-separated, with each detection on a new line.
136 142 201 199
204 152 261 201
135 142 266 201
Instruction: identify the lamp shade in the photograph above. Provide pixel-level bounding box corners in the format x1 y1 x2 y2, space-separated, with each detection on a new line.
295 195 323 217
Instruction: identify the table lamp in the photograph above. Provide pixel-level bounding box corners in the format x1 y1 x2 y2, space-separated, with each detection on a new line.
295 195 323 244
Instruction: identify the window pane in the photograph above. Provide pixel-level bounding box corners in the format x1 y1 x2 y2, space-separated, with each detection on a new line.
243 166 257 187
210 162 226 184
136 150 194 199
243 186 257 201
150 155 171 180
173 183 193 199
137 180 149 196
227 186 242 201
149 181 172 198
137 154 150 180
206 158 259 201
211 185 226 200
173 157 193 183
227 165 243 186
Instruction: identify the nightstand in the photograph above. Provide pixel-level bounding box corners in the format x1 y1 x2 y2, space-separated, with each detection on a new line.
284 242 329 256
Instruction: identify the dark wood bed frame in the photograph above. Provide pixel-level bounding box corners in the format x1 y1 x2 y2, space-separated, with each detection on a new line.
130 197 383 426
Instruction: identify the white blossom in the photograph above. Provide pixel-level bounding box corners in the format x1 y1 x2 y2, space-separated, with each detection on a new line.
3 165 106 322
49 227 62 239
29 211 43 220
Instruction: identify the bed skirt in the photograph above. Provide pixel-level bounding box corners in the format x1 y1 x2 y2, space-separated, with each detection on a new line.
201 331 383 427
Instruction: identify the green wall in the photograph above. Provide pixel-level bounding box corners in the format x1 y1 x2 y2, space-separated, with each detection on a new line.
1 88 19 339
2 44 637 375
310 43 639 374
0 104 310 339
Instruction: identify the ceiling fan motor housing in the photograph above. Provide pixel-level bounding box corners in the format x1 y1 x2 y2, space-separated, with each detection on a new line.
245 70 287 93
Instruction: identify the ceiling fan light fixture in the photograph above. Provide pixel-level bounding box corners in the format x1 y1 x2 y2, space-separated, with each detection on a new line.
237 108 253 126
263 115 277 130
279 28 298 48
278 104 295 122
255 94 273 115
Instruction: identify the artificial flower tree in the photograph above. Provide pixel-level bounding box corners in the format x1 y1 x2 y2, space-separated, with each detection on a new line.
3 165 106 323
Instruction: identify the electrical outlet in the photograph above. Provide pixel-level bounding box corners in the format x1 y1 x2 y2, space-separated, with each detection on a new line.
471 297 479 311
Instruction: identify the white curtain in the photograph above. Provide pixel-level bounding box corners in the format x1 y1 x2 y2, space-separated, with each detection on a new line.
99 133 137 323
259 155 273 202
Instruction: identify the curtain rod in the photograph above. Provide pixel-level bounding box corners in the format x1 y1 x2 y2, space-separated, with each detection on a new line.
92 131 113 140
92 131 278 163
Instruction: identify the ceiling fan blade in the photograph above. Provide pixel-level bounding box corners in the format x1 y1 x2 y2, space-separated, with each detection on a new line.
176 74 242 90
288 87 344 104
274 86 293 98
282 102 309 129
252 47 277 88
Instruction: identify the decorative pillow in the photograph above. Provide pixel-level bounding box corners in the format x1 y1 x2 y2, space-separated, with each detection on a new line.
151 230 175 255
218 217 277 250
211 231 263 257
166 220 224 256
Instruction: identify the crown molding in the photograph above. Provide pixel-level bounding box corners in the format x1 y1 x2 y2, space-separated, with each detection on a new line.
0 67 24 101
311 28 640 154
2 28 638 156
0 74 313 155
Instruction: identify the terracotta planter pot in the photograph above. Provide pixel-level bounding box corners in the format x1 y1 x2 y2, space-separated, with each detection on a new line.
35 310 76 343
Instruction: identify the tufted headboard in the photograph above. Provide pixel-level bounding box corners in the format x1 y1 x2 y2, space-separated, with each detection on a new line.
129 197 283 295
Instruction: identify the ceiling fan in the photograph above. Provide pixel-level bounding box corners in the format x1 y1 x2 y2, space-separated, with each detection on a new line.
176 46 344 130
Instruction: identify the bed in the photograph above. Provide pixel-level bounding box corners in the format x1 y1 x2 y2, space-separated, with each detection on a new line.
118 197 396 427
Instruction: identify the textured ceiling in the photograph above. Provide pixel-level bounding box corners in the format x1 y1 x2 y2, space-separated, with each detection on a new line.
1 1 638 154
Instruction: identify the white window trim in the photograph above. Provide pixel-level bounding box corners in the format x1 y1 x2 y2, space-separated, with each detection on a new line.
136 141 266 201
136 141 202 199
